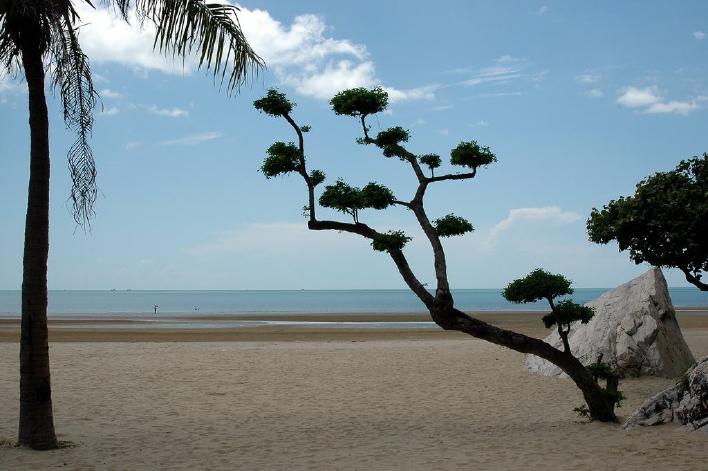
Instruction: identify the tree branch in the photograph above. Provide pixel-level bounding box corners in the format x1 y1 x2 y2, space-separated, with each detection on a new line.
681 267 708 291
409 202 450 297
427 169 477 183
360 115 371 140
392 199 412 208
546 295 571 353
283 112 316 221
407 156 426 183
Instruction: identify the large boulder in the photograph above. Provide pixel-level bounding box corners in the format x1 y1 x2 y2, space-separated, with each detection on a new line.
623 356 708 431
525 267 695 378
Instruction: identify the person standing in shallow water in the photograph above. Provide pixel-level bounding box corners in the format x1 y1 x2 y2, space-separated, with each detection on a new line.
154 305 159 315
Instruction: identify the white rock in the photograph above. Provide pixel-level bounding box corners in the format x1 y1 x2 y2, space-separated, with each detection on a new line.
525 267 695 378
624 356 708 431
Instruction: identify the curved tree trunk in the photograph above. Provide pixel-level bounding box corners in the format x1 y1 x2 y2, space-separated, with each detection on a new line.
433 306 617 422
17 41 58 450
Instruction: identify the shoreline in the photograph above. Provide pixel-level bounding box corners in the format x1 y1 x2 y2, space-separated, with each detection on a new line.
0 309 705 343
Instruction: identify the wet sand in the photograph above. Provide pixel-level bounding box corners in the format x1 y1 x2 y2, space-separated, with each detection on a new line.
0 310 600 342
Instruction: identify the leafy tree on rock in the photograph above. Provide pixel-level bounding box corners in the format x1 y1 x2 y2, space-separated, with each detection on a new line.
255 87 619 422
587 154 708 291
1 0 262 449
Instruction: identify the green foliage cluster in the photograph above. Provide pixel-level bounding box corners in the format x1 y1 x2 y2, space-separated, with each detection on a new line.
433 214 474 238
318 179 360 214
376 126 410 146
573 405 591 419
371 230 412 252
330 87 389 116
360 182 396 209
419 154 441 173
254 89 293 117
541 300 594 328
502 269 573 303
309 169 326 186
587 362 616 380
374 127 411 160
254 86 500 256
587 154 708 287
450 141 497 169
318 179 395 220
261 142 302 178
604 389 625 408
504 269 594 333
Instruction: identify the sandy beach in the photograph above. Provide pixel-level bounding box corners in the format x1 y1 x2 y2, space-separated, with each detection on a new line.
1 311 707 470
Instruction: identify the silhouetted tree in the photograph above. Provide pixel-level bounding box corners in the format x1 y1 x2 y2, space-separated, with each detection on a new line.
588 154 707 291
254 87 619 422
1 0 262 449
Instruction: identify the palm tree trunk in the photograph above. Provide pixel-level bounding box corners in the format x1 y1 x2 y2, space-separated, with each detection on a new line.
17 41 58 450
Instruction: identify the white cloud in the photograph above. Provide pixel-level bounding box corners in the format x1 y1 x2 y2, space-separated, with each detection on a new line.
616 86 660 108
74 3 432 103
101 88 122 98
432 104 453 111
616 86 704 115
487 207 580 245
495 55 524 64
0 75 17 93
160 131 221 146
125 141 140 151
0 72 25 98
575 73 601 84
583 88 604 98
645 100 700 115
438 128 450 136
480 91 525 98
693 31 705 40
472 120 489 127
384 85 437 103
145 105 189 118
236 8 427 100
459 56 544 95
536 5 549 15
461 65 524 86
75 2 193 74
237 11 365 67
281 59 375 99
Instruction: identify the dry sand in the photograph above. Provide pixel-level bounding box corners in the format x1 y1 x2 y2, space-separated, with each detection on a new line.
1 311 707 470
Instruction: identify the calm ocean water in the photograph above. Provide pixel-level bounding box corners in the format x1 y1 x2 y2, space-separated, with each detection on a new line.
0 288 706 316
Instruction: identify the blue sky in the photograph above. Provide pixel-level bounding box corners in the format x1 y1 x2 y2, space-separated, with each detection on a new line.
1 1 707 290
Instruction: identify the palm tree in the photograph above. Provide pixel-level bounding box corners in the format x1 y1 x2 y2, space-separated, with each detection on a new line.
0 0 263 449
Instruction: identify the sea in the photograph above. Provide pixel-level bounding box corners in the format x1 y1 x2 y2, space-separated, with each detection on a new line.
1 288 706 316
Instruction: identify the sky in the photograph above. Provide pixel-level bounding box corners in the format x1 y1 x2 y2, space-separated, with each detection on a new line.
1 1 707 290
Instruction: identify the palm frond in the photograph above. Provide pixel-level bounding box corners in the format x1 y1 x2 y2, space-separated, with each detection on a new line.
0 23 20 71
48 11 98 226
110 0 263 93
